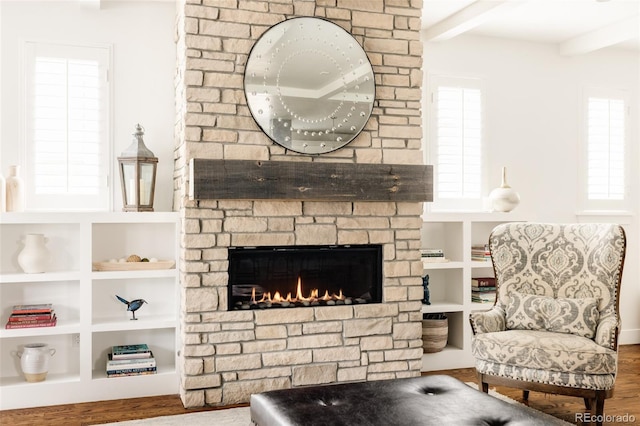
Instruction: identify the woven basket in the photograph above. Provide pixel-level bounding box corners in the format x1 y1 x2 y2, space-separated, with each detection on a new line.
422 315 448 353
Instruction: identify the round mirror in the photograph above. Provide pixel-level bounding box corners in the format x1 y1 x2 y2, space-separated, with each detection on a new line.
244 17 375 155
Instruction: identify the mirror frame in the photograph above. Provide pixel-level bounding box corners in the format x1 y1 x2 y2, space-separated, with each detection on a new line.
244 17 376 155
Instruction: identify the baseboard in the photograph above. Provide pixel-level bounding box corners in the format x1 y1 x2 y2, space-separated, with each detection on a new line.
619 329 640 345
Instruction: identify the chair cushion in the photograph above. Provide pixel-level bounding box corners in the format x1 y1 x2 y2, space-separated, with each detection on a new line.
506 292 599 338
474 359 617 391
472 329 617 375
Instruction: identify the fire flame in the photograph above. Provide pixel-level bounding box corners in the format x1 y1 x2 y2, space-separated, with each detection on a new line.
250 276 345 305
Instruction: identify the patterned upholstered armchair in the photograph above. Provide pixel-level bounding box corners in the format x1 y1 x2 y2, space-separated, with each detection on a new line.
470 223 626 425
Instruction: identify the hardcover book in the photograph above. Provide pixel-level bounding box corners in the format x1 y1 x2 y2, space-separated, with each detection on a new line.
5 315 57 329
11 303 53 314
8 311 56 322
107 369 157 378
471 277 496 287
111 344 152 359
107 366 157 375
107 352 156 370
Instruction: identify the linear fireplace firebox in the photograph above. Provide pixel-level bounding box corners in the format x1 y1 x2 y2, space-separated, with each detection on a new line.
228 244 383 310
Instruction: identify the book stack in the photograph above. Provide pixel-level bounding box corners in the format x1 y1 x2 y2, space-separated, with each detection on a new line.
107 344 157 377
421 248 448 263
471 244 491 262
472 277 496 303
5 304 57 329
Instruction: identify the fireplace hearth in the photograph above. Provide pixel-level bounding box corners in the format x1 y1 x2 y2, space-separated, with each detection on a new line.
228 244 382 310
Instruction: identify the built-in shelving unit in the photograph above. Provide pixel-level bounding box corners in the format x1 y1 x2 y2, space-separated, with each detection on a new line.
420 212 526 371
0 212 179 409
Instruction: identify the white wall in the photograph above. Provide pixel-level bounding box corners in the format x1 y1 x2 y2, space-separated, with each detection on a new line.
423 34 640 344
0 0 176 211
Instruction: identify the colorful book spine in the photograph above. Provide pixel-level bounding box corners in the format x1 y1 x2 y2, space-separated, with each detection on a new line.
111 344 152 359
11 303 53 314
107 368 157 377
472 277 496 287
5 316 57 329
107 366 157 375
107 361 156 371
107 353 156 370
8 311 55 321
471 286 496 292
421 249 444 258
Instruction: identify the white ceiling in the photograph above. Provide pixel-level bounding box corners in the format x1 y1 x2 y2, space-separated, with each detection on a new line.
422 0 640 54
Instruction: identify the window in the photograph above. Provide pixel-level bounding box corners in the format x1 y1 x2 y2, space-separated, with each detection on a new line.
427 75 484 211
23 41 111 210
581 88 629 212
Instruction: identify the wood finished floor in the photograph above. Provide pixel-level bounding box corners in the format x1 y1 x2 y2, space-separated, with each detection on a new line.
1 344 638 426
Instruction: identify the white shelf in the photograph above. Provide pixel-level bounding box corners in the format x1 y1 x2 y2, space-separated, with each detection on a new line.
0 212 85 224
422 303 464 314
422 260 464 270
91 316 176 332
0 271 81 283
0 212 179 409
0 322 81 338
420 213 526 372
0 372 80 388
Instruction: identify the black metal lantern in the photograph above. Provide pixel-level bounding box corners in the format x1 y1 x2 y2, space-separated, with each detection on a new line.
118 124 158 212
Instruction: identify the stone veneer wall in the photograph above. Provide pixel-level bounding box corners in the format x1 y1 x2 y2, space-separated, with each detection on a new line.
173 0 425 407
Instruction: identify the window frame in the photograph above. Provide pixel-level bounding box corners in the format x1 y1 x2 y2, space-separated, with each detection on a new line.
21 40 112 211
425 74 486 212
579 87 631 214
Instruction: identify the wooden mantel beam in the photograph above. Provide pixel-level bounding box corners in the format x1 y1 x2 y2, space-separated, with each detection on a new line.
189 159 433 202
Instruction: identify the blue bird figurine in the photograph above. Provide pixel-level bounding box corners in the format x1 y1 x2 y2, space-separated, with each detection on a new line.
116 295 148 320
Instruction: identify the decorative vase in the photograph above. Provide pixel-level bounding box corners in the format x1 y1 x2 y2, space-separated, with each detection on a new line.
6 165 25 212
18 234 51 274
0 171 6 212
17 343 56 382
489 166 520 212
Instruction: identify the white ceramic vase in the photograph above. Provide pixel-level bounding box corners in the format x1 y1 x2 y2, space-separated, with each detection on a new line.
17 343 56 382
18 234 51 274
489 167 520 212
6 165 25 212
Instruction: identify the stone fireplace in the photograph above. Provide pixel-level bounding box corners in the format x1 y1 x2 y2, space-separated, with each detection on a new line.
173 0 427 408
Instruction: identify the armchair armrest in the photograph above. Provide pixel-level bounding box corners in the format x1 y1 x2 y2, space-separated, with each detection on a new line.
595 315 619 350
470 306 506 335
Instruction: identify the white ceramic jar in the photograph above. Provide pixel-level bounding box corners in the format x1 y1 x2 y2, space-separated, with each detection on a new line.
18 234 51 274
17 343 56 382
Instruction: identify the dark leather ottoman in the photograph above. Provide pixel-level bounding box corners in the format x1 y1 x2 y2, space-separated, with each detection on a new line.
250 374 567 425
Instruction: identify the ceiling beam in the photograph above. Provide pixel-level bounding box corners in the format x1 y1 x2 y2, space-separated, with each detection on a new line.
559 15 639 56
423 0 523 42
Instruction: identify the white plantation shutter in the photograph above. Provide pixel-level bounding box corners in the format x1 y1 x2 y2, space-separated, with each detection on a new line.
24 42 110 210
581 88 629 212
587 97 625 200
428 76 483 211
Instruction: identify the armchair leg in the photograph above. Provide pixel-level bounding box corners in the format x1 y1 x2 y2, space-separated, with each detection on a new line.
476 372 489 393
523 390 529 402
584 398 591 410
591 392 606 426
